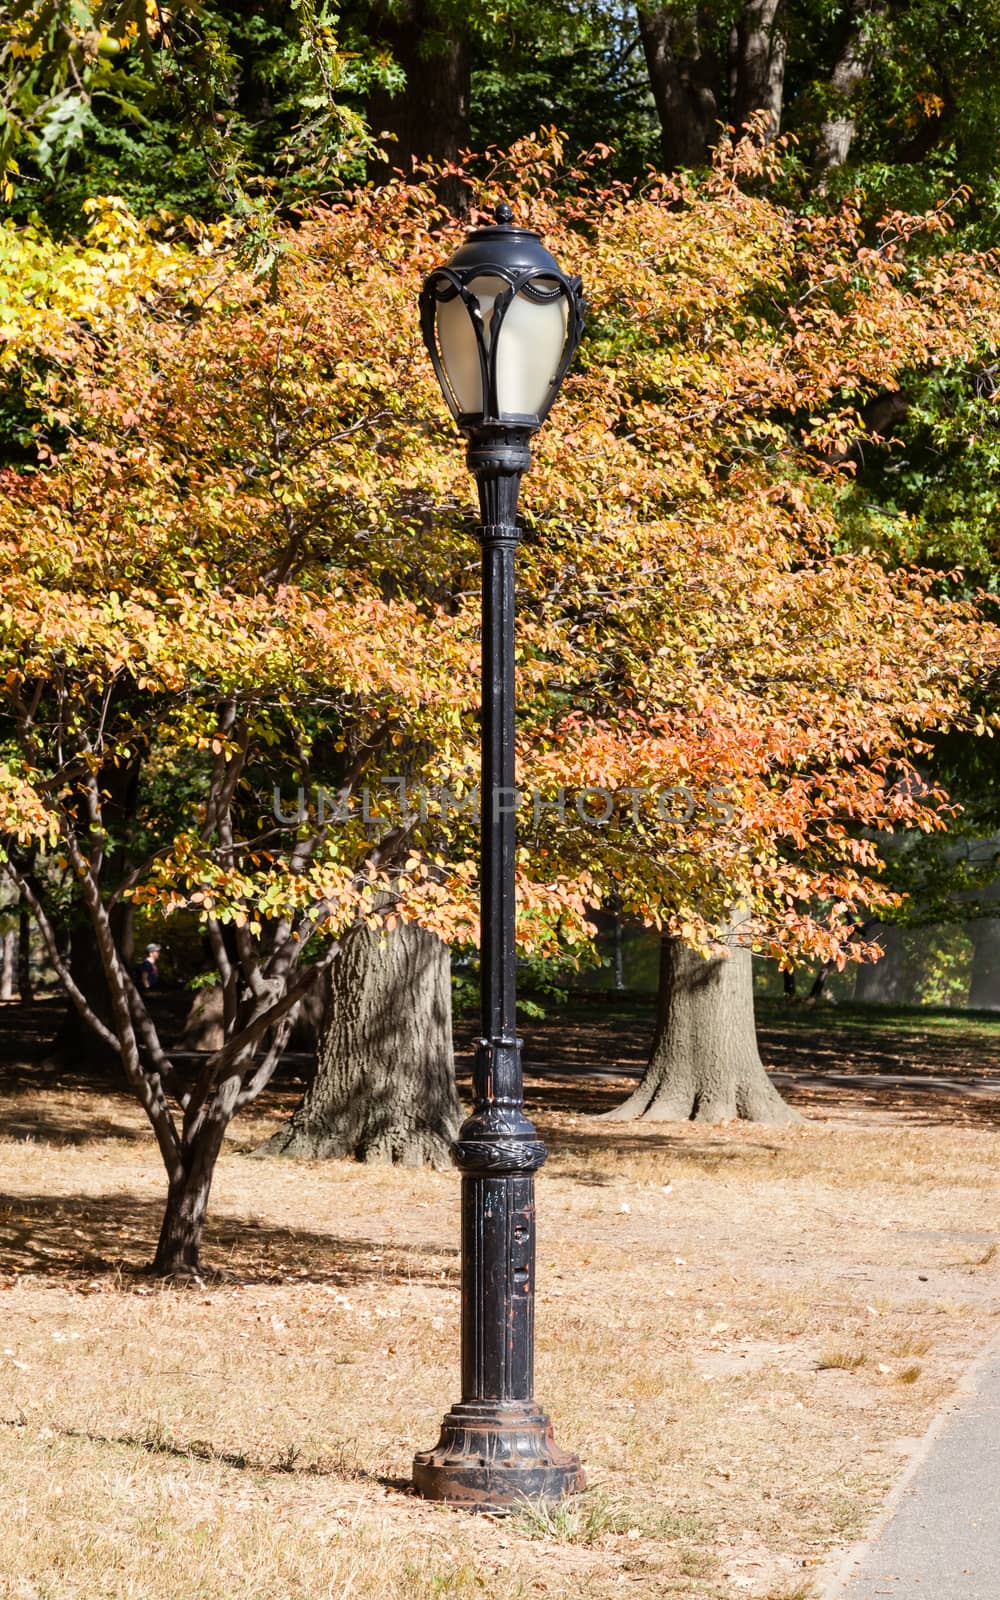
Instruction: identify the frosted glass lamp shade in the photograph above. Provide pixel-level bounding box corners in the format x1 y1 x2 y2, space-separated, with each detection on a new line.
419 204 584 432
435 275 570 420
496 283 570 417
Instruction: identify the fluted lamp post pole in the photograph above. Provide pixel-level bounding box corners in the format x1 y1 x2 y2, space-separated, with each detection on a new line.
412 203 587 1512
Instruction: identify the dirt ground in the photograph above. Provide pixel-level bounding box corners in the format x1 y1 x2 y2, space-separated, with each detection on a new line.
0 997 998 1600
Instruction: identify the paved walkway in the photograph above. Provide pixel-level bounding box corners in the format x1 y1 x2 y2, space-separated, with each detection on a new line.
828 1341 1000 1598
772 1070 1000 1103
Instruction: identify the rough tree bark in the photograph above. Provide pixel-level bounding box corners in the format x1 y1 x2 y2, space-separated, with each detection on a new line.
367 0 470 212
179 983 226 1051
0 928 15 999
606 926 799 1123
180 966 329 1053
638 0 787 171
731 0 786 139
815 0 883 175
262 918 461 1165
638 5 722 170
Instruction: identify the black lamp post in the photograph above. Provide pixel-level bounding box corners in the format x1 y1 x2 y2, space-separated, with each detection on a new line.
412 203 586 1512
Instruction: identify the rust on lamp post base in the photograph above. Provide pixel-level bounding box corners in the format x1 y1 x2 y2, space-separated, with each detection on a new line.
413 1399 585 1512
413 1090 584 1510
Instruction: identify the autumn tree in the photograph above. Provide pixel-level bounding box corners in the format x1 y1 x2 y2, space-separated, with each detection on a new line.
496 135 1000 1120
261 136 1000 1128
816 288 1000 1007
0 201 477 1274
0 175 596 1270
4 132 1000 1274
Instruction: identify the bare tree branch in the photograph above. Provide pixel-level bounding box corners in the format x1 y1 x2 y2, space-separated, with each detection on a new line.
184 947 337 1137
59 821 184 1179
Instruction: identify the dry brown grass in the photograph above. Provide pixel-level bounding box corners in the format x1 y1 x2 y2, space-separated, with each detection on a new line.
815 1345 868 1371
0 1066 999 1599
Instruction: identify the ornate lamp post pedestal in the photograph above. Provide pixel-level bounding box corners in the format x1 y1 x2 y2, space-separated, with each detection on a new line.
412 207 586 1513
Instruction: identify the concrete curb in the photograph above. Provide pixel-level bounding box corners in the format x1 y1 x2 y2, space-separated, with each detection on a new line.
820 1323 1000 1599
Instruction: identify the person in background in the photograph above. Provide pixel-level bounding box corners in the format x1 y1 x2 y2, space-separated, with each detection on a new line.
138 943 161 991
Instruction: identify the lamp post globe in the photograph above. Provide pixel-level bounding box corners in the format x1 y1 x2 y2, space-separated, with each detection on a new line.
420 200 585 432
412 204 586 1513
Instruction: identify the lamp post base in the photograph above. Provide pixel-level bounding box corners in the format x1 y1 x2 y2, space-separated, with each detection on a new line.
413 1400 585 1512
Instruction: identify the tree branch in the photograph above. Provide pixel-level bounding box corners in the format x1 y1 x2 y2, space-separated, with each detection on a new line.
1 861 120 1055
59 821 183 1179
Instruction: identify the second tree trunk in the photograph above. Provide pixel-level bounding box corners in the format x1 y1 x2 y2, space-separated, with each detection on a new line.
606 929 798 1123
262 920 461 1165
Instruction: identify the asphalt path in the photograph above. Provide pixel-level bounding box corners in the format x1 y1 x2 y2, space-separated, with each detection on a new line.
828 1341 1000 1599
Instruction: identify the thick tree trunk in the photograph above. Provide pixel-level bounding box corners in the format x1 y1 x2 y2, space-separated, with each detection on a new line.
815 0 883 175
968 918 1000 1011
180 968 329 1053
179 983 226 1051
151 1105 232 1278
853 923 907 1003
367 0 470 212
606 929 799 1123
731 0 786 137
638 5 721 171
261 920 461 1165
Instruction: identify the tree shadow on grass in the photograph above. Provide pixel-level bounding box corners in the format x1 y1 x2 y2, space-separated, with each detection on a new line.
67 1421 414 1493
0 1414 414 1495
0 1056 307 1149
0 1189 458 1287
525 1062 1000 1187
542 1130 788 1179
524 1053 1000 1134
0 1096 144 1146
757 1017 1000 1080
